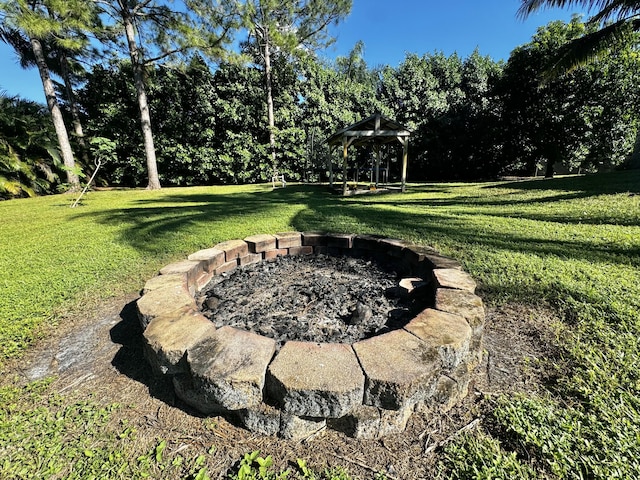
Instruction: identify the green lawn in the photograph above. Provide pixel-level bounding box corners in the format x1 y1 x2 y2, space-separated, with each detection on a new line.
1 172 639 478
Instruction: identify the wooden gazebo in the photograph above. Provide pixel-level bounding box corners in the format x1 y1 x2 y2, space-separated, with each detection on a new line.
325 113 411 195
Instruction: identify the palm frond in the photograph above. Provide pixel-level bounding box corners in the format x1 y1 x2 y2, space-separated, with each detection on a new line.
518 0 601 19
590 0 640 23
541 17 639 80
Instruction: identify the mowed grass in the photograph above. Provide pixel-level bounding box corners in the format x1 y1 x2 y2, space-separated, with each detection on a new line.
1 171 639 478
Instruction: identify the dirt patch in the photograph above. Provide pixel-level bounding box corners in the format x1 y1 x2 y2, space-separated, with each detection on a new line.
1 294 565 479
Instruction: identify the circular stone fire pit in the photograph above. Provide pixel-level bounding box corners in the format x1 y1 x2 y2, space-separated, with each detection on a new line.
137 232 485 440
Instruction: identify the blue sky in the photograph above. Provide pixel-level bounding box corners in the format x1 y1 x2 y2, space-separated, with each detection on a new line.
1 0 581 104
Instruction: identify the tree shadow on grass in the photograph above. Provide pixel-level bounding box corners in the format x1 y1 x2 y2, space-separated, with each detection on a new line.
68 184 337 254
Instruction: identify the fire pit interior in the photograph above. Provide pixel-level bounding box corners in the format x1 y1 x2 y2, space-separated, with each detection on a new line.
197 254 424 346
137 232 485 440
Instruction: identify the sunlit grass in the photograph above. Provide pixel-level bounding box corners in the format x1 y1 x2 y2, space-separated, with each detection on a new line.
1 171 639 478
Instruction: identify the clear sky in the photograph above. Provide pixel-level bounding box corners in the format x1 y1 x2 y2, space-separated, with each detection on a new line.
0 0 581 104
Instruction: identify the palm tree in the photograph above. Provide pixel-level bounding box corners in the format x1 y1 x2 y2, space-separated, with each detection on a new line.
518 1 640 76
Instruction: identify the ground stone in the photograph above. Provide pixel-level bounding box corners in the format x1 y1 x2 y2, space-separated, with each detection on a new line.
266 342 365 418
353 329 440 410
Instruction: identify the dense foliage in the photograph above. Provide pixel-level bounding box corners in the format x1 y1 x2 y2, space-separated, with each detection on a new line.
2 16 640 196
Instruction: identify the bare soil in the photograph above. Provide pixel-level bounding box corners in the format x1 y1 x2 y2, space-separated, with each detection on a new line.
1 293 566 479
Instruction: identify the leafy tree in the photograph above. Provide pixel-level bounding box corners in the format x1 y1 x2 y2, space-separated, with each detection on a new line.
498 18 640 177
0 0 97 191
240 0 352 176
95 0 238 190
299 48 386 181
0 26 95 166
518 0 640 75
0 94 62 198
380 51 503 180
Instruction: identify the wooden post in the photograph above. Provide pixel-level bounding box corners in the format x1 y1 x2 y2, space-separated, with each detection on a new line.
329 147 334 188
400 138 408 192
375 144 381 187
342 138 348 196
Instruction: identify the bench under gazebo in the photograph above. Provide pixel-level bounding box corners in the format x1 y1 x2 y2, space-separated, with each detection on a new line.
325 113 411 195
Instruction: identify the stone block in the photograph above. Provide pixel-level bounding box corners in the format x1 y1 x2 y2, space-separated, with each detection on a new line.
238 403 281 436
159 260 204 292
353 330 439 410
143 309 216 375
274 232 302 249
181 326 276 412
301 232 328 246
214 239 249 262
403 245 462 270
238 253 263 266
195 270 214 292
288 245 313 256
187 248 225 272
279 413 326 440
352 234 386 252
244 234 277 253
313 246 329 255
266 342 365 418
326 233 354 249
432 268 477 293
137 286 196 329
378 238 411 257
142 273 188 295
263 248 289 261
214 259 238 275
404 309 472 370
328 405 381 439
434 288 484 330
378 403 416 437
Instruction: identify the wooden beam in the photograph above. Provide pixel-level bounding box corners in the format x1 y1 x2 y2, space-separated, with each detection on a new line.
342 130 411 138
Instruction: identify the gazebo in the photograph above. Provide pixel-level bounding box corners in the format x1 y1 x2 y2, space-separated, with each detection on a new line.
325 113 411 195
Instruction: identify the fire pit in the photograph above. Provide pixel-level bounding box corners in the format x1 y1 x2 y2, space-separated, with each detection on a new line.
137 232 485 439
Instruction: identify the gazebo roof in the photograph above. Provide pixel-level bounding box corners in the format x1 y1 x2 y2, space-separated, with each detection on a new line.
326 113 411 148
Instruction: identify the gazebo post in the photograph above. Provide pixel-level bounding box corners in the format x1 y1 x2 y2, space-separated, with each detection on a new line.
329 147 334 188
342 138 348 196
400 138 409 192
374 144 381 187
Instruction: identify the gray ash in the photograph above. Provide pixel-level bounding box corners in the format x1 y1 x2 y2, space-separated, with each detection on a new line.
196 254 416 346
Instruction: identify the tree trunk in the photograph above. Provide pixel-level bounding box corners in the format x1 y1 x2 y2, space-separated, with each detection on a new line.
122 7 161 190
30 37 80 191
263 30 277 176
59 51 90 166
544 158 555 178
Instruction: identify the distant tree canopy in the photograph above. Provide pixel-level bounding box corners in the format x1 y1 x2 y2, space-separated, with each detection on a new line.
2 15 640 197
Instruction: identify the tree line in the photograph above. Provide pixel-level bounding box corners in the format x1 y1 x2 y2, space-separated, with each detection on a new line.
1 1 639 199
